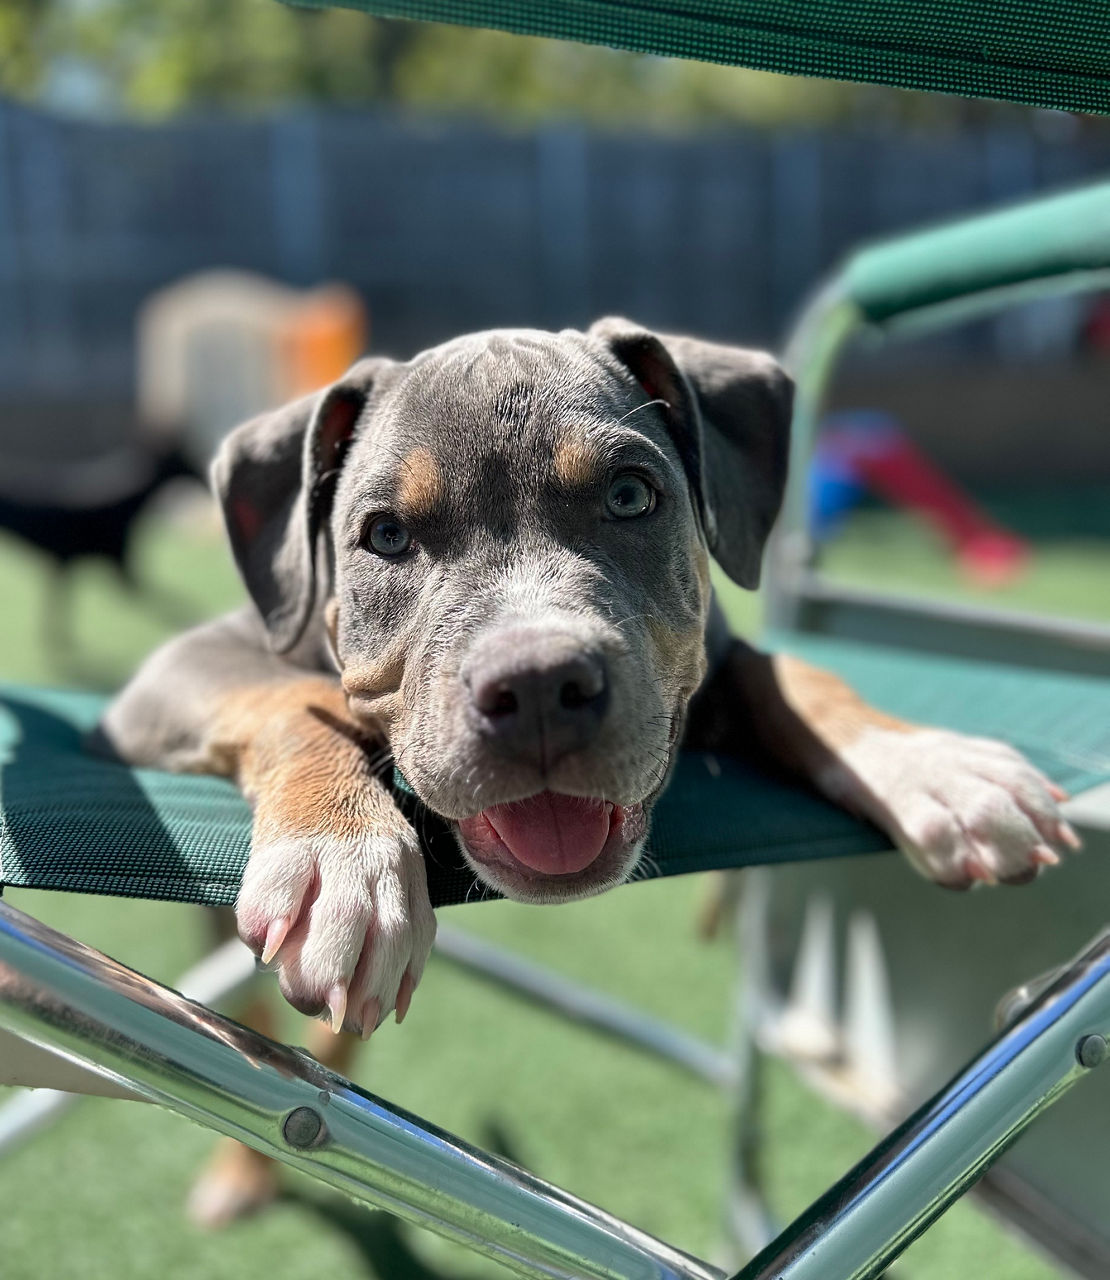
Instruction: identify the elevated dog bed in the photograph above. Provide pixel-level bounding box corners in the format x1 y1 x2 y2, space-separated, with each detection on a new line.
5 635 1109 909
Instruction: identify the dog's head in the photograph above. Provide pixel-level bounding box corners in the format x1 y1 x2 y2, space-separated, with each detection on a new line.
213 320 792 902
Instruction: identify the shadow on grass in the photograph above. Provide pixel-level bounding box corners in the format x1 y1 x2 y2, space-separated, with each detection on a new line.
283 1197 471 1280
280 1118 535 1279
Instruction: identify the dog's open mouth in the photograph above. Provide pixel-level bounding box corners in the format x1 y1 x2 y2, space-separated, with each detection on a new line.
455 792 646 899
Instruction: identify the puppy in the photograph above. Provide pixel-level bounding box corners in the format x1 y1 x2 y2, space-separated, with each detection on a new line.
99 320 1075 1214
101 316 1077 1023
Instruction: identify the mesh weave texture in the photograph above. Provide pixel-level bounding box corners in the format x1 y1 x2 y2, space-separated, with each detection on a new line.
286 0 1110 115
3 638 1109 908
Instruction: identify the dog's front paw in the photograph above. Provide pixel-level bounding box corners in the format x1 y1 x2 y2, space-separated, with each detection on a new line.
835 728 1080 889
236 825 436 1036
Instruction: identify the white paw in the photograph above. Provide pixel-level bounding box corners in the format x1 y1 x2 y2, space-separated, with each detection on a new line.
834 728 1080 889
236 827 436 1035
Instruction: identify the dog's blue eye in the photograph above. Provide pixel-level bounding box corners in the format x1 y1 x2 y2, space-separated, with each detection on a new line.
365 516 412 557
605 473 656 519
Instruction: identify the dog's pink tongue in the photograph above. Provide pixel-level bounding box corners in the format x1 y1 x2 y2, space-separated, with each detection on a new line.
483 793 610 874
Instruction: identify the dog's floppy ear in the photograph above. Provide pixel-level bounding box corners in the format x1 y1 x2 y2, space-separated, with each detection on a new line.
589 318 793 589
211 357 392 652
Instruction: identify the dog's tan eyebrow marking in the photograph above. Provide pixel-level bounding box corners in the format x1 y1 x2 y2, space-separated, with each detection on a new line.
552 435 602 490
396 447 445 519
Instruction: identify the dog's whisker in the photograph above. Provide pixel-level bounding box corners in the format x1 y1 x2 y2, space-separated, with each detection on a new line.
615 398 669 426
628 850 660 883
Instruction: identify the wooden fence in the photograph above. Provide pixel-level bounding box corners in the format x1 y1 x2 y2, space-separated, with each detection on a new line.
1 100 1108 408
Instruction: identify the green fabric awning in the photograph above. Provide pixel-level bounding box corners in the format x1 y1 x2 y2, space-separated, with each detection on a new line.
287 1 1110 115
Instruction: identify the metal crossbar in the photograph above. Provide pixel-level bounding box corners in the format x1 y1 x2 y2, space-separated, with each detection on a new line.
3 899 1110 1280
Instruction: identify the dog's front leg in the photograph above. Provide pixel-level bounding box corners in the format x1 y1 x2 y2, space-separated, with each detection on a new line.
212 678 436 1036
687 642 1080 888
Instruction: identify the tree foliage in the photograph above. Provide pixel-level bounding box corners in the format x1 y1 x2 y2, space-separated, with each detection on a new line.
0 0 1067 129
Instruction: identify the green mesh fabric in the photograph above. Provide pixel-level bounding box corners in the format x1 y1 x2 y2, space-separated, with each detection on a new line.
3 640 1110 908
0 688 251 907
766 635 1110 794
286 0 1110 115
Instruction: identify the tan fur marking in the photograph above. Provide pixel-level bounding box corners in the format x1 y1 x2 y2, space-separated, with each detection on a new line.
341 655 404 700
772 655 910 752
204 677 404 843
342 652 406 734
553 435 601 489
396 447 444 519
209 677 351 752
686 647 912 779
323 598 341 668
693 546 711 604
647 617 706 699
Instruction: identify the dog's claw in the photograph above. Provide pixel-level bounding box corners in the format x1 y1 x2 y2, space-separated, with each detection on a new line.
261 916 292 966
326 983 348 1035
395 971 415 1024
1056 821 1082 850
360 997 381 1040
1032 844 1061 867
395 972 415 1024
964 857 996 885
238 830 435 1037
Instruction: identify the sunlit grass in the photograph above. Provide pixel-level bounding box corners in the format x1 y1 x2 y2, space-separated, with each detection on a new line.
823 488 1110 626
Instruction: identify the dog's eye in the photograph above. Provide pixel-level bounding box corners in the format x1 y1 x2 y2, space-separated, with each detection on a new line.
605 473 656 519
364 516 413 558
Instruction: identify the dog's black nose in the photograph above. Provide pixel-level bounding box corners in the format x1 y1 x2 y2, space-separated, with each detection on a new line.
464 629 609 769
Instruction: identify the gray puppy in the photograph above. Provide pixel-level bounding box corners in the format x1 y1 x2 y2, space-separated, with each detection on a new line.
100 318 1076 1041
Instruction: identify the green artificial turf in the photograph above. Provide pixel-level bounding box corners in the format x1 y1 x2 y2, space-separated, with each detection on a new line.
820 486 1110 626
5 488 1108 1280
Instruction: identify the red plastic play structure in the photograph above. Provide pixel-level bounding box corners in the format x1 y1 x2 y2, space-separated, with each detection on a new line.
812 411 1030 586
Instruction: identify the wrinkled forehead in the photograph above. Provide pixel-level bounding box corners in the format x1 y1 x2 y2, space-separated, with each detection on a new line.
339 329 677 514
389 329 648 454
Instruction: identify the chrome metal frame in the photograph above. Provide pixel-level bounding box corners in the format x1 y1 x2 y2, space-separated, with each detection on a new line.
745 191 1110 1272
0 901 722 1280
3 898 1110 1280
732 922 1110 1280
